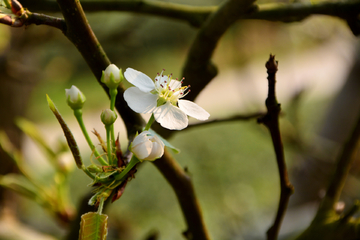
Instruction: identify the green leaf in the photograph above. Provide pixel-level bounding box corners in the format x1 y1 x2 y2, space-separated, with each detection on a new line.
148 129 180 154
47 95 83 169
79 212 108 240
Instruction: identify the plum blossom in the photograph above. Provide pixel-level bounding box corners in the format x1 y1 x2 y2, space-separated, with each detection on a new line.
124 68 210 130
130 131 165 161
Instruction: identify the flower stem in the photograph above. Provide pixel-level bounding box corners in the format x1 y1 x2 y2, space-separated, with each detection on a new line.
144 114 155 131
114 155 140 181
97 196 105 215
81 165 96 179
73 109 108 166
109 88 117 154
105 125 113 165
109 88 117 111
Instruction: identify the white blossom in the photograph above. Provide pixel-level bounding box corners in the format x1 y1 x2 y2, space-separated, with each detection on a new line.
131 131 165 161
124 68 210 130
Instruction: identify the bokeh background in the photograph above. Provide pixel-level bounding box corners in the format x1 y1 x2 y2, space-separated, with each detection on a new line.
0 0 359 239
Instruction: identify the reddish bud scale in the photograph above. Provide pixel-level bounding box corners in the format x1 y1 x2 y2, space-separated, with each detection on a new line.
0 14 14 25
11 0 24 16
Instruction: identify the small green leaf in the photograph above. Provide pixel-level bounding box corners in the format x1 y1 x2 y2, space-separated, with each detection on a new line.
79 212 108 240
47 95 83 169
148 129 180 154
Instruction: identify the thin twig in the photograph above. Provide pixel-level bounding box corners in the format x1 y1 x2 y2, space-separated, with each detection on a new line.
0 8 65 30
185 112 265 130
152 150 210 240
258 55 294 240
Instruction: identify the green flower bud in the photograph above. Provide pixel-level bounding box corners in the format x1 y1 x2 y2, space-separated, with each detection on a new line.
101 109 117 126
101 64 123 89
65 85 86 110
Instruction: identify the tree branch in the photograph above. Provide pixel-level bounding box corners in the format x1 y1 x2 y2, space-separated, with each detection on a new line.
152 150 210 240
258 55 294 240
21 0 360 29
184 112 265 130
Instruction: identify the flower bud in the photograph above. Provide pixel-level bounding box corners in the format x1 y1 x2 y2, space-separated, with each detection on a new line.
130 131 164 161
101 109 117 126
102 64 123 89
65 85 86 110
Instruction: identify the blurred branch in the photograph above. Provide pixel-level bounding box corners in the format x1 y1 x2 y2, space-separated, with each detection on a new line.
316 109 360 217
152 150 210 240
252 1 360 22
185 112 265 130
21 0 360 29
182 0 256 101
258 55 294 240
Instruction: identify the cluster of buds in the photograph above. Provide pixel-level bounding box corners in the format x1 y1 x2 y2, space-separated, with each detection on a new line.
0 0 28 27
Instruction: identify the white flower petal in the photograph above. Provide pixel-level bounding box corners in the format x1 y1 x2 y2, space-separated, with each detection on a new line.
105 64 121 81
178 100 210 121
153 102 188 130
124 87 158 114
132 140 152 159
132 132 148 146
124 68 155 92
144 141 164 160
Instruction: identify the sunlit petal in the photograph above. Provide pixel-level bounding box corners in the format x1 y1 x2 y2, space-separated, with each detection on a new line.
153 102 188 130
145 141 164 160
124 68 155 92
132 140 152 159
124 87 158 113
178 100 210 121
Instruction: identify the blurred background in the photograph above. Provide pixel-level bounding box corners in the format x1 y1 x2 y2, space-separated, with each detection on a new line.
0 0 359 239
